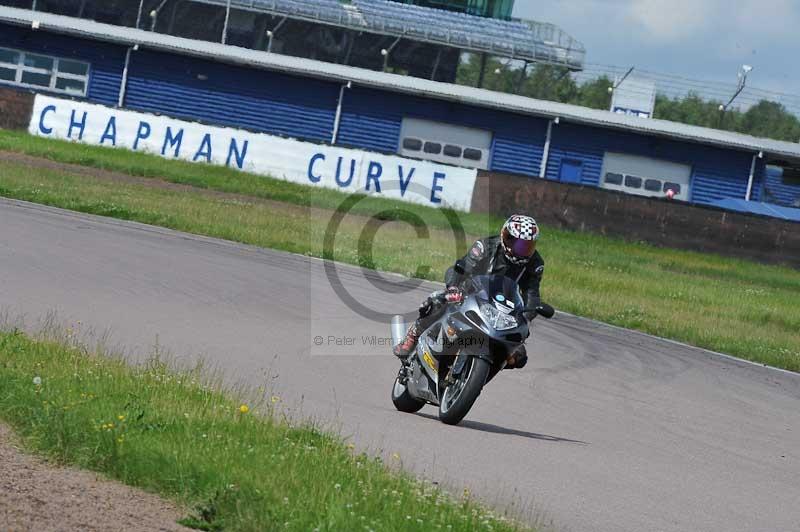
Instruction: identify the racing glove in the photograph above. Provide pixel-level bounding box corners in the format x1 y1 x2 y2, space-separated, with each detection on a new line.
444 286 464 304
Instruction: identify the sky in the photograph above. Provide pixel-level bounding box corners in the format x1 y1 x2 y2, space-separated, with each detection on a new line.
513 0 800 96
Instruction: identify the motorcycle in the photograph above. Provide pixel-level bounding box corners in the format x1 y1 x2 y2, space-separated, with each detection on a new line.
390 261 555 425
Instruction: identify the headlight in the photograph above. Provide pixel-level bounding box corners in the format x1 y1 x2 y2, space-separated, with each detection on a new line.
479 303 518 331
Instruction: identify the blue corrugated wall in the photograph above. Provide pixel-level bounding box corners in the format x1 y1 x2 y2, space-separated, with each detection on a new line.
0 23 778 210
764 167 800 206
0 24 125 106
546 123 761 204
125 50 340 142
338 86 549 174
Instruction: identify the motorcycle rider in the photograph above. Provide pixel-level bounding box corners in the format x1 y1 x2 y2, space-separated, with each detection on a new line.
393 214 544 369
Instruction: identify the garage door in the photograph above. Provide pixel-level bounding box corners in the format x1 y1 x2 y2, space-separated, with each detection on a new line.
600 152 691 201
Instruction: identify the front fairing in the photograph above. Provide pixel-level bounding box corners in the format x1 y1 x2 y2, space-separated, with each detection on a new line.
449 275 530 347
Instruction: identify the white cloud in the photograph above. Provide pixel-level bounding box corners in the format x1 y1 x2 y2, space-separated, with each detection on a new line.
627 0 714 41
731 0 800 42
512 0 800 94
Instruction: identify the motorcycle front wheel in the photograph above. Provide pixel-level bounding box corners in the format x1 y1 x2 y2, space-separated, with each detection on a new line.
438 355 491 425
391 376 425 413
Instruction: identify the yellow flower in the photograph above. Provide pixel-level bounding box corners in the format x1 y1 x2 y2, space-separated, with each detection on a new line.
391 453 401 460
239 404 250 414
270 396 280 404
117 415 125 421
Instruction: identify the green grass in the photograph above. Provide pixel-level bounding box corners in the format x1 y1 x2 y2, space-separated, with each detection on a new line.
0 329 529 531
0 129 798 371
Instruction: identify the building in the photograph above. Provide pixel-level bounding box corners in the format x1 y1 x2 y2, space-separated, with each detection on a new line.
1 0 584 85
393 0 516 19
0 5 799 219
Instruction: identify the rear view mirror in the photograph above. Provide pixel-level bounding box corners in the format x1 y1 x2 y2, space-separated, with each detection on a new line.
454 259 466 275
536 303 555 319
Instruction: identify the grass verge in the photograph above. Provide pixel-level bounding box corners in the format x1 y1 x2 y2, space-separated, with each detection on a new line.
0 329 528 531
0 129 798 371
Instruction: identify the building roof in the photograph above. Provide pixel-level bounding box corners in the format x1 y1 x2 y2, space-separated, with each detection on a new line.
2 6 800 163
189 0 585 69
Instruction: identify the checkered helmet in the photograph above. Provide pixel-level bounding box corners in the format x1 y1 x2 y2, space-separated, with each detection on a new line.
501 215 539 264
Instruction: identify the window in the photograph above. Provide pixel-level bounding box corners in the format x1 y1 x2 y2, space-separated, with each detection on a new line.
463 148 483 161
0 47 90 96
0 48 19 64
781 169 800 186
423 141 442 154
24 53 53 70
601 152 691 201
58 59 89 76
402 137 423 151
443 144 462 158
398 117 492 170
0 66 14 81
644 179 662 192
625 175 643 189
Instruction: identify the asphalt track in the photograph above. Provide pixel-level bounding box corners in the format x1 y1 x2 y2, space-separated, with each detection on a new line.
1 197 798 532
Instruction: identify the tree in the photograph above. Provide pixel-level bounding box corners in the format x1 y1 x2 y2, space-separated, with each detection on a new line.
456 57 800 143
737 100 800 141
574 76 613 110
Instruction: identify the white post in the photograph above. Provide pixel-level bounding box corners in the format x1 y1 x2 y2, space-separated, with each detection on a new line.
118 46 134 107
331 81 350 145
221 0 232 44
745 152 760 201
135 0 144 29
539 118 555 178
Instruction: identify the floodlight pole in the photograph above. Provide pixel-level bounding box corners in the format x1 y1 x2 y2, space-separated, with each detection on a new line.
382 35 403 72
607 66 634 110
613 66 634 90
150 0 170 31
31 0 37 11
267 16 288 53
515 60 529 93
719 65 753 126
221 0 232 44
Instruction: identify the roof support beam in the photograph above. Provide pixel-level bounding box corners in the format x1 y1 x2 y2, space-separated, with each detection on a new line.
539 117 557 179
476 52 487 88
331 80 351 145
745 151 762 201
221 0 232 44
430 47 443 81
117 44 137 108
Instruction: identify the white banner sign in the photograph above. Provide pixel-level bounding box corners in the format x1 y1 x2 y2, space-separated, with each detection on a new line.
28 95 478 211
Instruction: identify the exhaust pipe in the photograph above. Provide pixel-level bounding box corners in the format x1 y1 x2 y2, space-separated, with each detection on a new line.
390 315 406 347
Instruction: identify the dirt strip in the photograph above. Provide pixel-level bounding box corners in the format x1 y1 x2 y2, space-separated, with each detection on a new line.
0 423 191 532
0 149 285 206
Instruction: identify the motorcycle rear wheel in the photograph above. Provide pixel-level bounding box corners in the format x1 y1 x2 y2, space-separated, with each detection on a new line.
438 356 490 425
391 376 425 413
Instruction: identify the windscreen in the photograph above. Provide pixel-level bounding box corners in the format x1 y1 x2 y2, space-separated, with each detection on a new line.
467 275 525 309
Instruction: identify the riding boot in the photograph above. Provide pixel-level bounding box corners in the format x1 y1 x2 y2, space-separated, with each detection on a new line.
393 322 422 360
